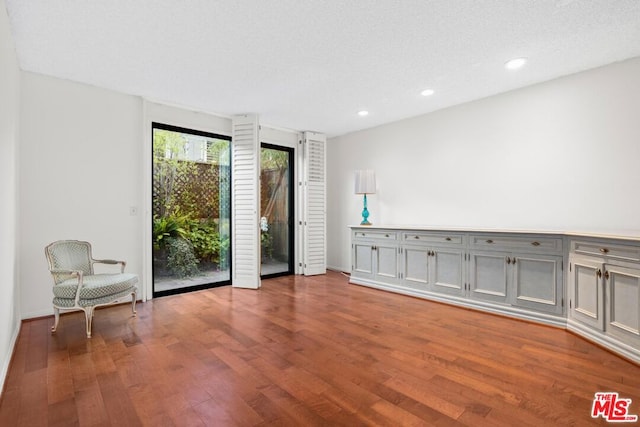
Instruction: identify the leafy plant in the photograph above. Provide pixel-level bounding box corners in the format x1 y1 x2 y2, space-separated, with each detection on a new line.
185 219 222 264
153 214 187 250
166 237 199 278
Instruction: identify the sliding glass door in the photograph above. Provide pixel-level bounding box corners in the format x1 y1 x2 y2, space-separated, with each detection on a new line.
152 123 231 296
260 144 294 277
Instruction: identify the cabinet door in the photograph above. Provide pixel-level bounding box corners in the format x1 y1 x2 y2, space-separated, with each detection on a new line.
569 255 604 331
511 254 563 315
605 264 640 348
403 246 430 290
374 244 399 283
469 251 509 304
431 247 465 297
352 242 374 280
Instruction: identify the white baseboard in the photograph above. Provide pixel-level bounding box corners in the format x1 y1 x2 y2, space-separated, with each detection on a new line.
566 319 640 364
327 265 349 274
21 307 54 320
0 320 21 399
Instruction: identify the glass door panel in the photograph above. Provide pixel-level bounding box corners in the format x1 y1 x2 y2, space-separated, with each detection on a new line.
152 123 231 296
260 144 294 277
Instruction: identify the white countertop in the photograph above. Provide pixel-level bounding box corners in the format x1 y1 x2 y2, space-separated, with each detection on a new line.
349 224 640 242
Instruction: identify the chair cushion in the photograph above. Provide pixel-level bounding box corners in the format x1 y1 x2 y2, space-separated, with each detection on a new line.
53 273 138 300
53 286 137 308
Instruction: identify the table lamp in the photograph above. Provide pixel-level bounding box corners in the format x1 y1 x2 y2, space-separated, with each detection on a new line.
355 170 376 225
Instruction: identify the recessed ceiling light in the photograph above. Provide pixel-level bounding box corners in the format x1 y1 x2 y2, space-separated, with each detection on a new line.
421 89 435 97
357 110 369 117
505 57 527 70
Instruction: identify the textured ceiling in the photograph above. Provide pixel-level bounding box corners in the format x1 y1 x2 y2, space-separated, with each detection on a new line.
5 1 640 137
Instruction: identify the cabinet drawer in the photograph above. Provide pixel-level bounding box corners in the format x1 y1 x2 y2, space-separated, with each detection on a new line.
402 232 464 246
353 230 397 241
470 234 562 253
572 240 640 263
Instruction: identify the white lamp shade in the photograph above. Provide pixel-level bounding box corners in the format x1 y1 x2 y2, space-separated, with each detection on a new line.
355 170 376 194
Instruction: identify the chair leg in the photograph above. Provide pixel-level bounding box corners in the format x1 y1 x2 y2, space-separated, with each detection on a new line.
83 306 95 338
51 307 60 333
131 292 137 316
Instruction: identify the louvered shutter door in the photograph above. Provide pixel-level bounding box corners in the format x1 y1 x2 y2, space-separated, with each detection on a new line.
231 114 261 289
303 131 326 275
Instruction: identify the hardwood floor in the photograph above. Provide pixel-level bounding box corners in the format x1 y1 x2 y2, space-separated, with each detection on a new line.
1 271 639 426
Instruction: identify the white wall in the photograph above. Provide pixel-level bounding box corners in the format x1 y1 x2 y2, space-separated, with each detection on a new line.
327 57 640 272
19 72 143 318
0 0 21 394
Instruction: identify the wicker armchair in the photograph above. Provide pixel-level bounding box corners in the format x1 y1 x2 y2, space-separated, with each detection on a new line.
45 240 138 338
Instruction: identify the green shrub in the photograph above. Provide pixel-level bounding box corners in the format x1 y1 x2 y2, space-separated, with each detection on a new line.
184 220 218 263
154 213 230 270
166 237 199 278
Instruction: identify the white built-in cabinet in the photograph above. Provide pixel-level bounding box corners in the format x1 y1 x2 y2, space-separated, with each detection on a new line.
568 239 640 359
350 226 640 363
468 234 564 315
352 230 399 285
401 231 465 297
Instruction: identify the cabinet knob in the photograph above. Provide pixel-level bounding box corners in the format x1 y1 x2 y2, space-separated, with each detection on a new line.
385 234 389 237
445 237 452 241
506 257 511 264
596 268 602 278
604 270 610 280
486 239 494 244
599 248 609 254
414 236 420 239
531 241 540 246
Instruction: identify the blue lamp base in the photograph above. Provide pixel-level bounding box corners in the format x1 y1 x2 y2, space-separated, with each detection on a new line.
360 194 372 226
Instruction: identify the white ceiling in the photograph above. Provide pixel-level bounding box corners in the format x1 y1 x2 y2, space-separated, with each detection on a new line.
5 1 640 137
